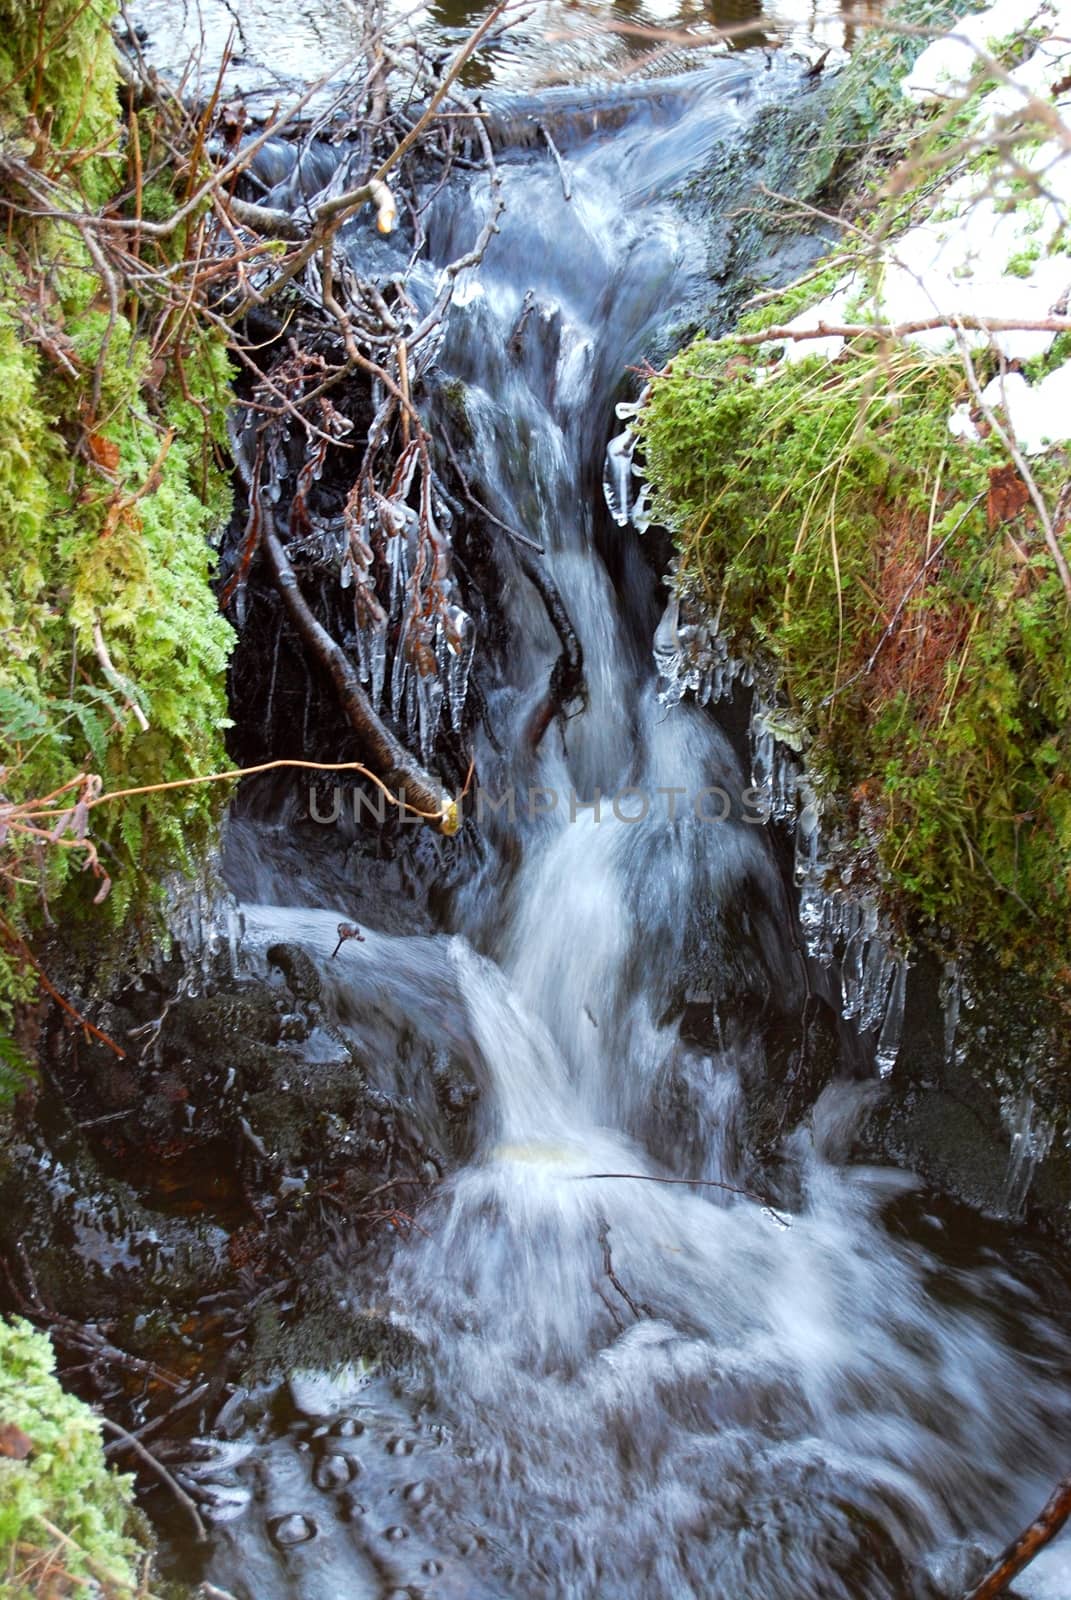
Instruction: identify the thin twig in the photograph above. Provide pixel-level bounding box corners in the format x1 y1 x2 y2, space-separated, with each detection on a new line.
539 122 572 201
97 1416 208 1544
963 1476 1071 1600
573 1172 790 1226
732 314 1071 348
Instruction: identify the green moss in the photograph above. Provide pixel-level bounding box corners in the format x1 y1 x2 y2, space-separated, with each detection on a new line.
639 332 1071 987
0 1316 151 1596
643 0 1071 1014
1022 328 1071 381
0 0 122 206
0 2 235 1022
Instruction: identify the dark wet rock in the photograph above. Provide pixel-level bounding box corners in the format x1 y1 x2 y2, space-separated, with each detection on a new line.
0 1131 228 1320
267 942 322 1002
746 994 843 1154
859 955 1071 1238
177 990 285 1048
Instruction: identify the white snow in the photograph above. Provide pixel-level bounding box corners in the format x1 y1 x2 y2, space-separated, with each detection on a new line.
950 356 1071 448
902 0 1049 101
762 0 1071 453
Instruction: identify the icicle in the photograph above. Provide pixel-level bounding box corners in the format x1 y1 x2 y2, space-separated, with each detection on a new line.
858 911 895 1034
631 482 651 533
1000 1092 1054 1217
391 608 411 723
416 669 445 765
603 428 636 527
367 614 388 713
875 958 907 1077
443 605 476 734
750 705 802 823
653 594 686 705
840 903 866 1020
940 960 962 1066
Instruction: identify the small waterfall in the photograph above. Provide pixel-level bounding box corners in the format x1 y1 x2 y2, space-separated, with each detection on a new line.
197 55 1071 1600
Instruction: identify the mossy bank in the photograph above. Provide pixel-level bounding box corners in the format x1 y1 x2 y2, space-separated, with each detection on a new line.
0 1316 154 1596
640 2 1071 1136
0 0 234 1065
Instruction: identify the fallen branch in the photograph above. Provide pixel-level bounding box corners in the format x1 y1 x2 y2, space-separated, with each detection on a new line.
539 122 572 201
963 1476 1071 1600
260 512 457 831
97 1416 208 1545
518 552 586 748
732 314 1071 348
597 1218 647 1319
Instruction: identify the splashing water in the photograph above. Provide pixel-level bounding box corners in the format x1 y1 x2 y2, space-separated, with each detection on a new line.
203 57 1071 1600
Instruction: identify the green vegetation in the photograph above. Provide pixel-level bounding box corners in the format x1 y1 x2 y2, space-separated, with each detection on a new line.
642 333 1071 988
0 0 235 1040
640 7 1071 1003
0 1316 152 1596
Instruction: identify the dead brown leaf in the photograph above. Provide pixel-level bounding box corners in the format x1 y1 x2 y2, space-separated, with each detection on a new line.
987 463 1030 529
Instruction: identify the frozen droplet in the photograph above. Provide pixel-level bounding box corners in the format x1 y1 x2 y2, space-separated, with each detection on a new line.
269 1512 317 1547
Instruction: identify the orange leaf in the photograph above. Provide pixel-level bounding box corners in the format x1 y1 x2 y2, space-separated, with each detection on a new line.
0 1422 33 1460
88 433 120 471
987 464 1030 529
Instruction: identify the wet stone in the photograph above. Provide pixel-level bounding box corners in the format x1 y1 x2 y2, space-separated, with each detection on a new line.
268 1512 317 1547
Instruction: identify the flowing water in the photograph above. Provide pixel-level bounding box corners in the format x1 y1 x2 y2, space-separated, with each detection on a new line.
181 43 1071 1600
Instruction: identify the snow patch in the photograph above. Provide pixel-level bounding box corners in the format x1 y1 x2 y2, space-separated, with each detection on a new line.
902 0 1066 102
763 0 1071 453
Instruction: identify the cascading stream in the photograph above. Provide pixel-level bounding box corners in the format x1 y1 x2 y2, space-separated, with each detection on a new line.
209 58 1071 1600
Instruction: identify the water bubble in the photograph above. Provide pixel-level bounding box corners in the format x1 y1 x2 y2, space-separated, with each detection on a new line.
313 1453 357 1490
268 1512 316 1547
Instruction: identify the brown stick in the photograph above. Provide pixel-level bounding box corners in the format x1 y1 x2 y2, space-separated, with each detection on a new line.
97 1416 208 1544
260 513 454 830
731 315 1071 348
963 1477 1071 1599
0 918 126 1058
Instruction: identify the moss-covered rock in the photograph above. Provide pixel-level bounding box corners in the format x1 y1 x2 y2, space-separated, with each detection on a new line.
0 1316 152 1596
0 0 235 1043
639 10 1071 1050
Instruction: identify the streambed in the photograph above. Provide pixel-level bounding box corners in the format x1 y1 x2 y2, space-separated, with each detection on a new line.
33 8 1071 1598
